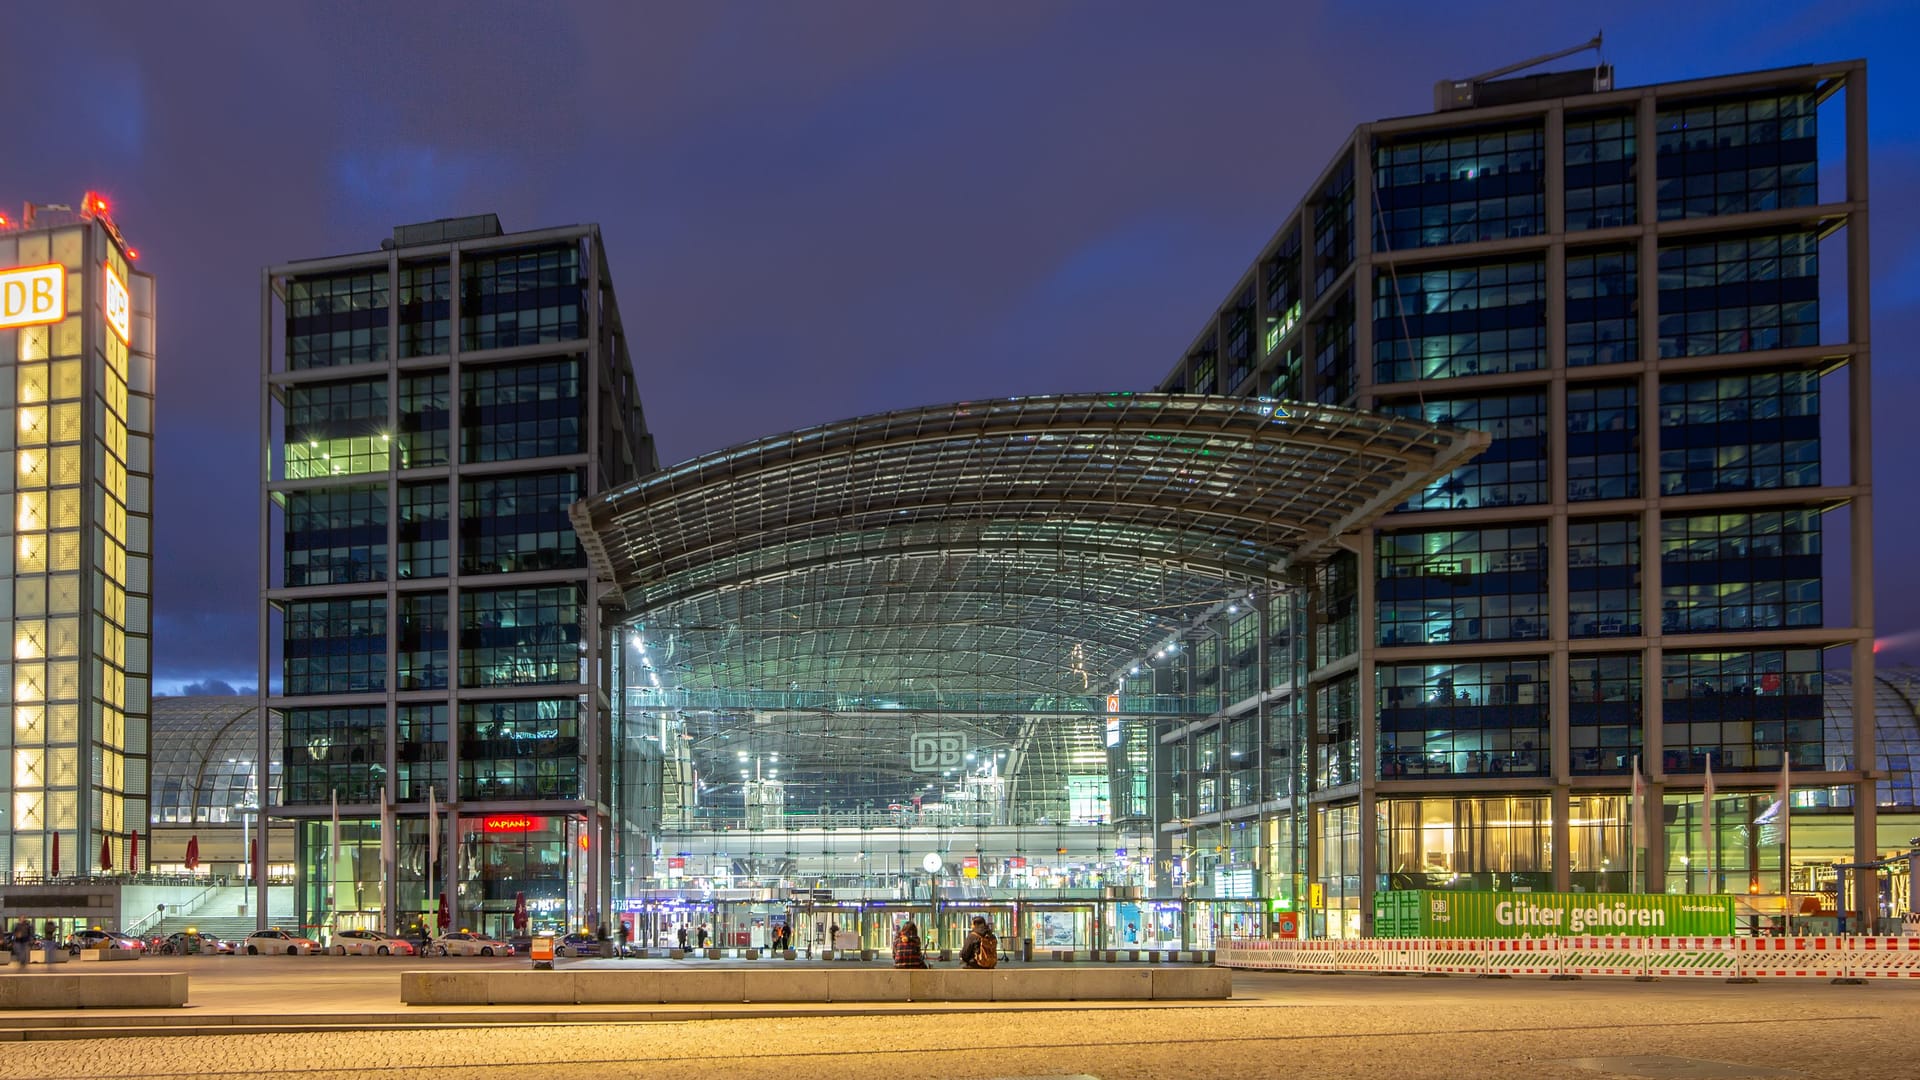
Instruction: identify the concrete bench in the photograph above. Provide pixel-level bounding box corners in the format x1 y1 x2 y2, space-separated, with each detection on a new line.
0 973 187 1008
401 966 1230 1005
77 948 142 962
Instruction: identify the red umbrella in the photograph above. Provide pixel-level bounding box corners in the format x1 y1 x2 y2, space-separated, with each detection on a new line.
100 834 112 872
50 832 59 878
248 835 257 878
184 835 200 870
128 830 139 873
436 892 450 932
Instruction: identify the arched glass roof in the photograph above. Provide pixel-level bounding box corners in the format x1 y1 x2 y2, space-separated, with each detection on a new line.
574 394 1488 700
1822 669 1920 809
149 696 280 825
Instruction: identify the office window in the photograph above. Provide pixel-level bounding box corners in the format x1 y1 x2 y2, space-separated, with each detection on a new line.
458 470 585 574
1190 346 1217 395
1655 93 1817 221
284 598 386 695
396 481 448 580
1373 258 1544 382
396 705 446 803
1312 157 1354 294
458 586 582 687
1377 524 1548 646
1377 658 1548 779
398 262 451 358
398 373 449 469
1263 227 1304 355
460 358 584 463
1658 371 1818 495
1660 649 1823 772
286 272 388 370
1383 392 1547 510
1566 249 1638 367
1373 124 1544 250
1564 112 1637 231
1659 508 1821 633
1570 654 1641 775
1568 518 1641 638
460 245 583 351
1314 552 1358 663
1566 383 1639 501
457 698 581 801
397 592 448 691
1314 675 1357 789
1657 231 1818 358
1223 285 1254 390
1312 288 1354 405
283 706 385 805
285 378 390 479
284 485 386 586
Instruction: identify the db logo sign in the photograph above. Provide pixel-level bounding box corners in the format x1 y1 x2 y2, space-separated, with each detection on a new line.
1277 914 1298 939
910 733 966 772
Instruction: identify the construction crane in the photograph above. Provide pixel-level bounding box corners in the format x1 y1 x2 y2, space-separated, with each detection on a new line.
1434 33 1610 112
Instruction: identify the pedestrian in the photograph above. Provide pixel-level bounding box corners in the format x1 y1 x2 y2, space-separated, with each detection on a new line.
614 920 628 956
42 921 57 968
959 916 998 969
696 924 709 949
9 919 30 970
677 925 689 950
892 920 928 969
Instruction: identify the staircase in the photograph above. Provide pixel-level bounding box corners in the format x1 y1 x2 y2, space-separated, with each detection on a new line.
147 887 295 942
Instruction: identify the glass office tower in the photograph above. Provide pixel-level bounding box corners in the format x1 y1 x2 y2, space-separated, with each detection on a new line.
0 196 155 885
1156 60 1875 936
261 216 654 938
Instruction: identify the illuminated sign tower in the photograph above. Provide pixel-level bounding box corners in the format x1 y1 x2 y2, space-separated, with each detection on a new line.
0 194 156 881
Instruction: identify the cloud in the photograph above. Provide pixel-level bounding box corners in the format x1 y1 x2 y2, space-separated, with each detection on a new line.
174 679 253 697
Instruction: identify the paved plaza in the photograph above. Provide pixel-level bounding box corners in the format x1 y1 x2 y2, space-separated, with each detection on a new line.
0 958 1916 1078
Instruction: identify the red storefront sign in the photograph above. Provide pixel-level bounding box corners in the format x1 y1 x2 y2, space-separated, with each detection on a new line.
481 814 544 833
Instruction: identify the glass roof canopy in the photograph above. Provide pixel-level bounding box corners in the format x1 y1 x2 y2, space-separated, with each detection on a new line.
574 394 1486 704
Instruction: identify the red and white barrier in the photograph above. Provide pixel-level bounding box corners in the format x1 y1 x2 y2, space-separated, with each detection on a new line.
1215 934 1920 981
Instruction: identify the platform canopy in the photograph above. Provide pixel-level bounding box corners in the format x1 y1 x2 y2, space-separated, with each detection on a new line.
572 394 1486 709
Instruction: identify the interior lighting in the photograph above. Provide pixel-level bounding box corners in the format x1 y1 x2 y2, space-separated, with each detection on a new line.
1228 604 1238 614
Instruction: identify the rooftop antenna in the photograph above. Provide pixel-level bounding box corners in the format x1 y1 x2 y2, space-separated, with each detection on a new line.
1435 32 1609 112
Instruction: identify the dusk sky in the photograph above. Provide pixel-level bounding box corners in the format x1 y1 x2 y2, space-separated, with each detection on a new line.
1 0 1915 692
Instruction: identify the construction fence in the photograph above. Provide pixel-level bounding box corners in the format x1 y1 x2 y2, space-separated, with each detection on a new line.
1214 935 1920 981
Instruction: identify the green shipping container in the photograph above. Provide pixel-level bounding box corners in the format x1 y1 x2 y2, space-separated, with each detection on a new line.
1372 890 1734 938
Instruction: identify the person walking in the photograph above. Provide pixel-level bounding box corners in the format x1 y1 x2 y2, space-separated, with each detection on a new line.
9 919 31 970
892 920 928 969
677 925 689 950
42 921 57 968
696 924 709 949
959 915 998 969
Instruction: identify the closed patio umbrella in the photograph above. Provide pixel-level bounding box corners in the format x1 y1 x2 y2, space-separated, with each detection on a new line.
184 835 200 871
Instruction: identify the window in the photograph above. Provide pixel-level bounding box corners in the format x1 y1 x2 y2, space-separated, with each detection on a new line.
285 379 390 479
1568 518 1640 638
284 485 386 586
1660 649 1823 772
397 482 448 579
460 358 584 463
1379 796 1550 891
457 699 580 801
1312 288 1354 405
1190 346 1217 395
1222 285 1255 390
1377 525 1548 646
286 273 388 370
1570 654 1641 775
1566 383 1639 501
284 598 385 695
1383 392 1547 510
1566 249 1638 367
396 705 446 802
1564 113 1637 230
397 592 448 690
1659 508 1821 633
283 706 385 805
1312 158 1354 294
458 586 582 687
398 374 449 469
460 245 583 352
458 471 585 574
1314 552 1358 662
1658 371 1819 495
398 262 451 358
1263 227 1303 354
1373 124 1544 250
1373 258 1544 382
1378 659 1548 779
1655 94 1817 221
1315 675 1357 788
1657 231 1818 358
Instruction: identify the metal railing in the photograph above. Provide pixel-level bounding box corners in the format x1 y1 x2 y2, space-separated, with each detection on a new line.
122 882 226 938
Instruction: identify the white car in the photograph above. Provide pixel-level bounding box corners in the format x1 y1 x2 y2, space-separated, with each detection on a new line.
244 929 321 955
429 931 514 957
329 930 418 956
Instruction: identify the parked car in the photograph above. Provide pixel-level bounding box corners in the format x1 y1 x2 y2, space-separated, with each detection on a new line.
66 929 145 955
554 933 603 958
428 931 513 957
330 929 417 956
157 931 233 956
243 928 321 955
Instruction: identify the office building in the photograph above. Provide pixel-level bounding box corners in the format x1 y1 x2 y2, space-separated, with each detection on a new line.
261 215 654 937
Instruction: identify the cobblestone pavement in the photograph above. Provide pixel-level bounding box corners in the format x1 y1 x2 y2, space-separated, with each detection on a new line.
1 975 1917 1079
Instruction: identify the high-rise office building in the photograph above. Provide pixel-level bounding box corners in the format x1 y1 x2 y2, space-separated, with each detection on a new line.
0 195 156 885
261 215 654 937
1155 58 1874 934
